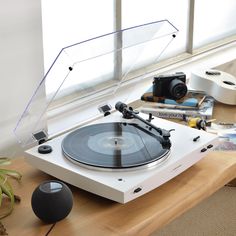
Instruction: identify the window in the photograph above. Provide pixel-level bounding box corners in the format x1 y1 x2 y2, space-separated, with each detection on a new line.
122 0 189 58
193 0 236 49
41 0 114 98
41 0 236 107
41 0 114 70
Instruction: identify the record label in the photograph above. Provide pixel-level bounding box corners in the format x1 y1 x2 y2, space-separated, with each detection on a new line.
88 131 144 155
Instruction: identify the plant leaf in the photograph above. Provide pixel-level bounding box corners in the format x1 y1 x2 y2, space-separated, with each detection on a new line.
0 157 21 219
0 158 11 166
0 175 13 196
0 181 15 219
0 169 22 181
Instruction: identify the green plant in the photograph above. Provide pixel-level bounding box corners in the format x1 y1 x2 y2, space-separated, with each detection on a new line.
0 157 22 219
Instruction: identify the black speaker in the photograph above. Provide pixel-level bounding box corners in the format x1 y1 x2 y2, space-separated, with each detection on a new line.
31 180 73 223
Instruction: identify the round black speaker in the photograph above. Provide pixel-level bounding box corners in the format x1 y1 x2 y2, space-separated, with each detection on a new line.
31 180 73 223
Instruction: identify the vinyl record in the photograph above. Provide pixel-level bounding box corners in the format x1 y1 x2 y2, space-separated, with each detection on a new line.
62 122 170 169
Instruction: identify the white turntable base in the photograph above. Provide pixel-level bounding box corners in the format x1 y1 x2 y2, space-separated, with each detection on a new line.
25 112 218 203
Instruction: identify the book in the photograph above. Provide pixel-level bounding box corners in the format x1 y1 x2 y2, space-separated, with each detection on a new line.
140 90 214 120
141 86 206 108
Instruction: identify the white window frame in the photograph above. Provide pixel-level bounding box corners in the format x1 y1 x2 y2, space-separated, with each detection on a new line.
44 0 236 106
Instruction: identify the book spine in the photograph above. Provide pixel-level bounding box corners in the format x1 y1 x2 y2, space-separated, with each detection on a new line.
140 108 212 119
151 112 184 119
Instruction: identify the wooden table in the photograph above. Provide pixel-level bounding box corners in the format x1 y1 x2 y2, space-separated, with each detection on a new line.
2 102 236 236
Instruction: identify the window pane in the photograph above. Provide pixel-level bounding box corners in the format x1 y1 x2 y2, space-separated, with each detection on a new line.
194 0 236 49
122 0 189 58
41 0 114 73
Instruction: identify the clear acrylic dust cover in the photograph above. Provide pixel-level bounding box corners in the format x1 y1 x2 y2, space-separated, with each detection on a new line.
13 20 178 149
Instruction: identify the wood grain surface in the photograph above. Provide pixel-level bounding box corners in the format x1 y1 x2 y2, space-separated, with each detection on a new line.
1 151 236 236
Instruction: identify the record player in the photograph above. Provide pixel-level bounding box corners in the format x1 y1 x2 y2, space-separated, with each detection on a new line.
14 20 219 203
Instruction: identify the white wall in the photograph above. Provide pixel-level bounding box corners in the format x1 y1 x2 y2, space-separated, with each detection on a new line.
0 1 44 156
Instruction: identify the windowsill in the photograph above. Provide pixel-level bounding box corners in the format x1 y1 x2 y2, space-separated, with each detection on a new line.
47 41 236 138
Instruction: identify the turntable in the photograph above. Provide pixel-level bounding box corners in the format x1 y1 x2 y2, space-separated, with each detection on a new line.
14 20 219 203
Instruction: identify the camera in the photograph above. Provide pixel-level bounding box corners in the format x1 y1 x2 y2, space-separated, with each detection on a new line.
153 72 187 100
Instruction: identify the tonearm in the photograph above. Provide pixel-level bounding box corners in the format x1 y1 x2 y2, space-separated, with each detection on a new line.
115 101 173 149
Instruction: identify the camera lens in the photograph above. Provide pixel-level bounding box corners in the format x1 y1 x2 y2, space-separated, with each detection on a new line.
168 79 187 100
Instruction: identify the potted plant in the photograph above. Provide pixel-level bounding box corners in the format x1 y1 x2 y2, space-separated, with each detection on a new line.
0 157 22 235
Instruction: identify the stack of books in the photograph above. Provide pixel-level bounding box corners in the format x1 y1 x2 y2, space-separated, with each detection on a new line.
139 87 214 120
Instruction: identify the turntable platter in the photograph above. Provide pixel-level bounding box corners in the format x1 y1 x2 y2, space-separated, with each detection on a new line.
62 122 170 169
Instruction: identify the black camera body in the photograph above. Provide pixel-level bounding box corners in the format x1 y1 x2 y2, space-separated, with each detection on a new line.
153 72 187 100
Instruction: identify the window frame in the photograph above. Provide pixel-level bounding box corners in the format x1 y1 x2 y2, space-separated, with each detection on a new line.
44 0 236 111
